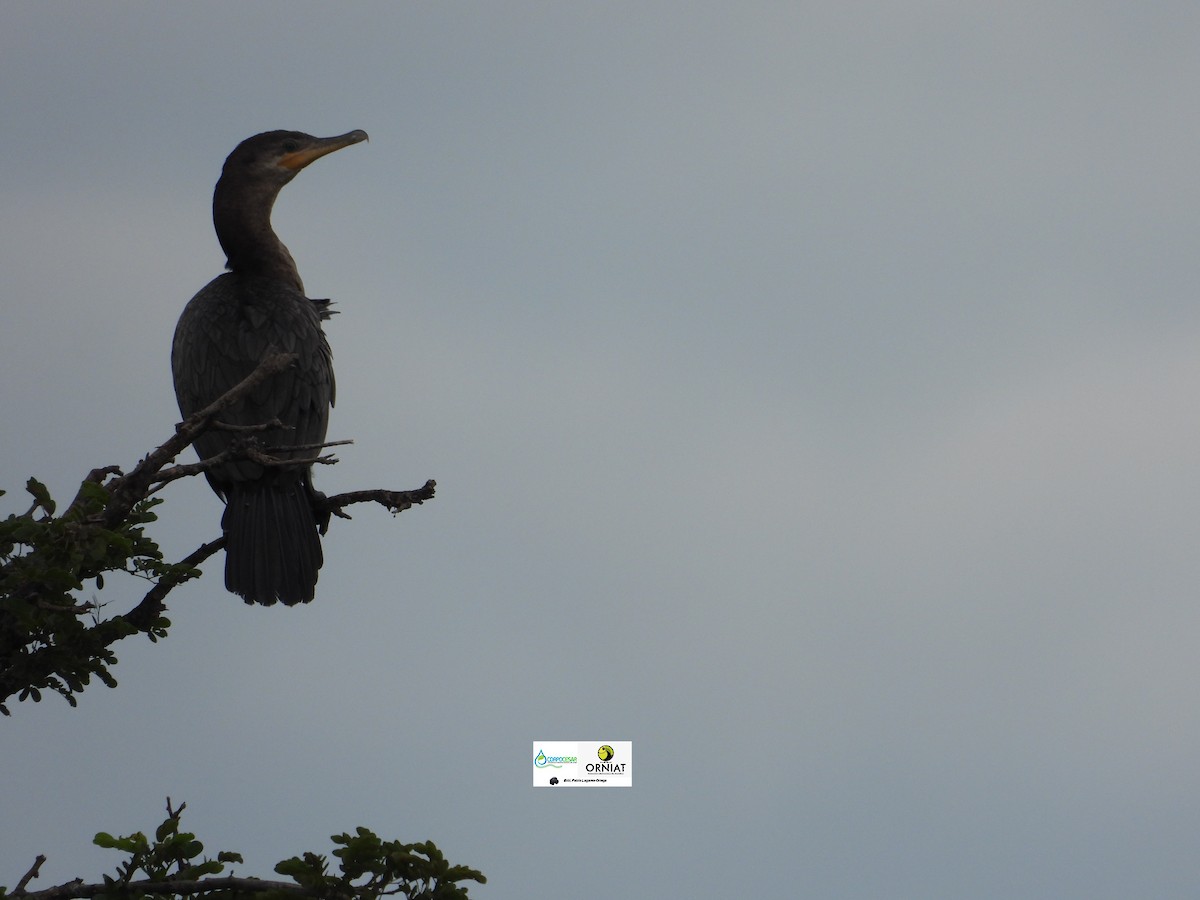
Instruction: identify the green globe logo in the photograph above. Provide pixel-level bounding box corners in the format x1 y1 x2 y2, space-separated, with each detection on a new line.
597 745 615 762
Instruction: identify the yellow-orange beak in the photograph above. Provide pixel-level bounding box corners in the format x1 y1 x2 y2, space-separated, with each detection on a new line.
278 129 369 171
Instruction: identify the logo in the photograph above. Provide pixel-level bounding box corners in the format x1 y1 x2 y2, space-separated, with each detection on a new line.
533 741 631 787
584 744 627 775
534 748 576 768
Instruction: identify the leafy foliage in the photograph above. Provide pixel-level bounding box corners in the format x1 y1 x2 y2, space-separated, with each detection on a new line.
0 357 469 899
275 827 486 900
0 352 434 716
91 803 243 886
0 478 187 715
0 803 484 900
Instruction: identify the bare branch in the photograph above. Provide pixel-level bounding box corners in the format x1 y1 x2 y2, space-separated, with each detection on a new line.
150 439 353 492
176 353 299 439
149 457 234 490
36 600 96 614
210 418 285 433
12 854 46 895
17 875 317 900
88 352 299 529
83 466 123 485
317 481 437 520
262 439 353 454
242 447 337 469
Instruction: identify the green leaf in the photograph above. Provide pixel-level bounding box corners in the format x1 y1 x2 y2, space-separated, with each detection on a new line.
94 832 118 849
111 832 148 854
155 817 178 842
179 860 223 878
274 858 309 879
25 478 55 515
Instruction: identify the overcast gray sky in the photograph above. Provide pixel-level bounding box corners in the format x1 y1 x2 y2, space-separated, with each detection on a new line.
3 2 1200 897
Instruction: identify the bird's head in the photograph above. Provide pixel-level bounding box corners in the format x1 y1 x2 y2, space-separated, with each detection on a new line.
220 129 370 187
212 129 368 288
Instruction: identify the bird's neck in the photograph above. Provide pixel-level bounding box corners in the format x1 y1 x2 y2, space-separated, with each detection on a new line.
213 179 305 293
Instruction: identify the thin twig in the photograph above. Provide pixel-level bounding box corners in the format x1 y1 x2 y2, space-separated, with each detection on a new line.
242 447 337 469
210 418 285 433
150 438 353 492
262 438 354 454
36 600 96 614
122 539 225 632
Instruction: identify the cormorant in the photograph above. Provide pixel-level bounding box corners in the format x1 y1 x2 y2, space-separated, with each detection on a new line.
171 129 368 605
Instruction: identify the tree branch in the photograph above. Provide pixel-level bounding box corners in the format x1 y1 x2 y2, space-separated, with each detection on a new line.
209 418 285 433
317 481 437 520
148 438 349 492
90 352 300 529
12 854 46 895
2 349 437 712
121 539 226 632
16 875 318 900
5 806 484 900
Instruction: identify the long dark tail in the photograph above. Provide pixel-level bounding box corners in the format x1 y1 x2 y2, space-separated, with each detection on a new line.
221 480 323 605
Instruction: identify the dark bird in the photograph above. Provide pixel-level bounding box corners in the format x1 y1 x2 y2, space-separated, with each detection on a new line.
172 129 368 605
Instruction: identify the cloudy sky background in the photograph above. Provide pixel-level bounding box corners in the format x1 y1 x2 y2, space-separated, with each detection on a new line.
3 2 1200 897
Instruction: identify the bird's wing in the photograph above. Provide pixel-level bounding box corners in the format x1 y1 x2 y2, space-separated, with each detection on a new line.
172 273 334 487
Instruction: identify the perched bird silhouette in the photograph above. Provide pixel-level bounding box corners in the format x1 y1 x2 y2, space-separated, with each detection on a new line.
172 129 368 605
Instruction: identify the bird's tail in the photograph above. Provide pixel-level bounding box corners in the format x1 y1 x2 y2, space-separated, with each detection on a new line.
221 480 324 605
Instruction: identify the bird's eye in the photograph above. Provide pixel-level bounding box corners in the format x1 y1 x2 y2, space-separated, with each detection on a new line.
282 140 299 153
